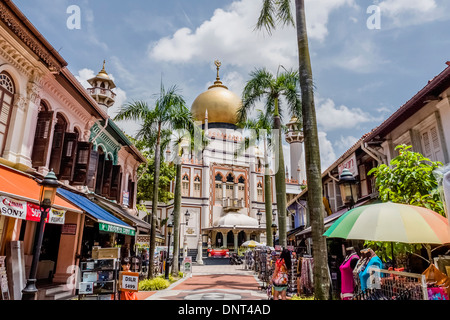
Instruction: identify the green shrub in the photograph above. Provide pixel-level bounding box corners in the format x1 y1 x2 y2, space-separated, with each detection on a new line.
138 277 170 291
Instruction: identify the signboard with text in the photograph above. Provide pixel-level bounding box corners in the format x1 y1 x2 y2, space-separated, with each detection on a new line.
119 271 139 292
99 222 135 236
1 196 65 225
338 153 358 177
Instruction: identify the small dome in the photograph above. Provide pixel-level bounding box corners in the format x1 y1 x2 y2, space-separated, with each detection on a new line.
213 212 259 228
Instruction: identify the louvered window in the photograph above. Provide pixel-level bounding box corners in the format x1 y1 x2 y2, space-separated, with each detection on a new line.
0 72 14 156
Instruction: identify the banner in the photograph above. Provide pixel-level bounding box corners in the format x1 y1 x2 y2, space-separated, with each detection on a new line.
1 196 65 225
49 208 66 225
0 196 26 220
26 202 48 223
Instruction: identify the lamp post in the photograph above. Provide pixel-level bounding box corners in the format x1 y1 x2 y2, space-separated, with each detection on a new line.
256 209 262 226
271 223 278 247
165 222 173 279
338 168 358 209
22 170 59 300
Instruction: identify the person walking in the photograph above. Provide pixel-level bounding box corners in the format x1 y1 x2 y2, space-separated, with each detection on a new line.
271 249 291 300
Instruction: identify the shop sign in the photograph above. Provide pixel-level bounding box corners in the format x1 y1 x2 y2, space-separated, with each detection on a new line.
79 282 94 295
122 191 129 207
26 202 47 222
119 272 139 292
48 208 65 225
0 196 26 220
338 153 358 177
1 197 66 225
99 222 135 236
62 224 77 235
182 257 192 273
26 203 65 225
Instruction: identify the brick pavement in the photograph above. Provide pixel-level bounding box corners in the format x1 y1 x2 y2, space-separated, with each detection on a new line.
142 260 268 300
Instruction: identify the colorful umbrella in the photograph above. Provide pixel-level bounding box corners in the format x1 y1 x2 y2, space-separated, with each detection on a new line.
241 240 263 248
324 202 450 244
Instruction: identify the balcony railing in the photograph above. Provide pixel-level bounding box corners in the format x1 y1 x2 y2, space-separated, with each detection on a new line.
222 198 245 211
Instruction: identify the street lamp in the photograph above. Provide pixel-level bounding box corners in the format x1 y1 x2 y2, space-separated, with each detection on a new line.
338 168 358 209
22 170 59 300
184 210 190 226
165 222 173 279
271 223 278 246
256 209 262 226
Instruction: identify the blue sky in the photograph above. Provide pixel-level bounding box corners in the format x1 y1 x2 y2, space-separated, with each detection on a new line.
14 0 450 170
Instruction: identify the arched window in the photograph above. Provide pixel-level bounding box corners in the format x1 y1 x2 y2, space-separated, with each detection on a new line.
193 175 201 198
257 181 263 202
48 113 68 175
32 102 54 167
226 173 235 199
182 174 189 197
215 173 223 201
237 176 246 200
0 72 15 156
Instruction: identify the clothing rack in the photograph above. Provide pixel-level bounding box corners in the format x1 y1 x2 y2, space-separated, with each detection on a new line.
353 267 428 300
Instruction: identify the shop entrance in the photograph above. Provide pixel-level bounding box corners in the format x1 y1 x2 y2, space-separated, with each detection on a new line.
39 223 62 281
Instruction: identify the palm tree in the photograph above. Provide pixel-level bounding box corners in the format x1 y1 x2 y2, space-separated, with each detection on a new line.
237 110 274 246
169 122 206 276
238 67 301 248
256 0 330 300
114 84 191 279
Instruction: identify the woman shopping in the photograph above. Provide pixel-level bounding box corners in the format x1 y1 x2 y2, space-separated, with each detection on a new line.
271 249 292 300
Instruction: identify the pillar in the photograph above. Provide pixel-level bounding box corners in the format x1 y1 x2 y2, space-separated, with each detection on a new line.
233 231 239 252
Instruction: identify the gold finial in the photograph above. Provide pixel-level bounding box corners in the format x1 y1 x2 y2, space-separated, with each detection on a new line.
101 60 106 72
214 60 221 80
208 60 227 89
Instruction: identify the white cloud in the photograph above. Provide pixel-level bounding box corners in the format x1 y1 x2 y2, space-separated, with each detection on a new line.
378 0 436 17
319 131 337 170
376 0 449 27
335 135 359 153
316 98 379 131
149 0 356 69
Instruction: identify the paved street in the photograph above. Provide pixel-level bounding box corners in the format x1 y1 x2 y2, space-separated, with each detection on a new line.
144 258 268 300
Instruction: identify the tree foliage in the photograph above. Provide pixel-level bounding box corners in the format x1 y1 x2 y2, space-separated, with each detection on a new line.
368 144 444 215
367 144 444 263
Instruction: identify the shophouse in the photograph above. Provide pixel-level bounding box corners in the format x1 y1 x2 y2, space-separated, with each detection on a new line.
0 0 148 300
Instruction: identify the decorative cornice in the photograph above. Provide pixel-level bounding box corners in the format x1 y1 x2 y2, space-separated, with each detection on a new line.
40 76 92 124
0 1 66 73
0 35 43 79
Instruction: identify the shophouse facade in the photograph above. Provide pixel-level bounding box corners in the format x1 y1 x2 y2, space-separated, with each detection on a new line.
0 0 148 300
288 61 450 254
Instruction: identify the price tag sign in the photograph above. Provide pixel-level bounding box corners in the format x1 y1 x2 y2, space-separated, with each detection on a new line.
119 272 139 292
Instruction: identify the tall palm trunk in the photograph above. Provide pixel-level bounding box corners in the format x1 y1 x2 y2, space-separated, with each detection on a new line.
263 135 273 246
171 145 182 276
273 99 287 247
295 0 330 299
148 122 162 279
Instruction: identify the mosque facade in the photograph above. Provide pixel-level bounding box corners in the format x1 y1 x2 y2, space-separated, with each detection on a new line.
140 62 304 253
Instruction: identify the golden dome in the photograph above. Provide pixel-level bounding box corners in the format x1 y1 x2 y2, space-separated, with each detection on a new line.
191 61 242 125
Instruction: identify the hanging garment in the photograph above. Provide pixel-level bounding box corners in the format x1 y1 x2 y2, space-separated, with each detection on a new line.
359 256 383 292
340 253 359 297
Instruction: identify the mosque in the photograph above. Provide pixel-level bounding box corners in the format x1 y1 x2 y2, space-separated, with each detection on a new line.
140 61 305 255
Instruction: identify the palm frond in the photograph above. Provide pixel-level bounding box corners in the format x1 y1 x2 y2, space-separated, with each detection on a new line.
113 100 150 122
256 0 277 35
277 0 295 27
